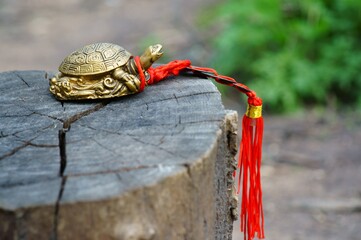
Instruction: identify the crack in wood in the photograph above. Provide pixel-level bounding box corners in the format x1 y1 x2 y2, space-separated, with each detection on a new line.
14 71 30 88
32 112 64 123
0 131 8 138
52 176 67 240
126 134 188 160
0 122 63 160
58 129 67 177
74 123 188 160
0 143 29 161
91 138 118 157
170 125 186 137
79 119 221 134
0 130 23 139
173 93 179 104
146 91 219 105
0 176 59 189
26 142 58 148
57 101 110 176
0 136 38 161
1 109 64 123
1 113 35 118
51 101 111 239
62 102 109 130
183 163 192 178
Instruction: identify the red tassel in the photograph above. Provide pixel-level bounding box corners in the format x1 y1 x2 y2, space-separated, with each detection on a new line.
238 98 264 240
184 66 265 240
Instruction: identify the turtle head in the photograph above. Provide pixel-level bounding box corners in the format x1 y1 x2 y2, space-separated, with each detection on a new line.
139 44 163 70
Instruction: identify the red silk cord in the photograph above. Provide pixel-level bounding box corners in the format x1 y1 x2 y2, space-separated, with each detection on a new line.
135 58 265 240
134 56 147 92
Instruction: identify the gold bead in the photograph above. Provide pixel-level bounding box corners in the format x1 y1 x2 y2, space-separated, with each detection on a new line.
246 104 262 118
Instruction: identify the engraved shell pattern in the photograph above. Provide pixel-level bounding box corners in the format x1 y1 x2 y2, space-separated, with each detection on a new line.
59 43 131 76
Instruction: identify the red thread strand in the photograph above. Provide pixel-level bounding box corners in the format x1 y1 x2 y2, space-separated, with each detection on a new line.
188 66 262 107
134 56 146 92
147 60 191 85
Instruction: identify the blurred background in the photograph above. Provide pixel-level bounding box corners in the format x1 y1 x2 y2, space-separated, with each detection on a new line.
1 0 360 239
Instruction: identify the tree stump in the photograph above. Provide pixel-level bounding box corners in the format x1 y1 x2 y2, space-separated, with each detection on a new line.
0 70 238 240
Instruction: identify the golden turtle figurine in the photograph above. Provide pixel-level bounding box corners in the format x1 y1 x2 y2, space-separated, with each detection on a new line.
49 43 163 100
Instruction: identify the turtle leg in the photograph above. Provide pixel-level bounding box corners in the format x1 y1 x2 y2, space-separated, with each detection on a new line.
113 68 141 93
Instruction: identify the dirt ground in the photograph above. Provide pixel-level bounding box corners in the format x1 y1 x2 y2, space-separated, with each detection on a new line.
1 1 360 239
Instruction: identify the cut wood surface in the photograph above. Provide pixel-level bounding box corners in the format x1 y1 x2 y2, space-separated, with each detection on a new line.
0 71 238 240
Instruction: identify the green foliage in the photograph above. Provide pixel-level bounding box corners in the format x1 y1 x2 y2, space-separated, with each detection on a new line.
204 0 361 112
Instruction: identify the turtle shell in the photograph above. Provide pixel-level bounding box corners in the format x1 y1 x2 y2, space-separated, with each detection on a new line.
59 43 131 76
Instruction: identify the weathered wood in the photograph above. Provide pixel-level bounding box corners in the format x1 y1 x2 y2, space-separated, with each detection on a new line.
0 70 238 240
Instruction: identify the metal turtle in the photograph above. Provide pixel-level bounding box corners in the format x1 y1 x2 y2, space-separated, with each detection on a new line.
49 43 163 100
